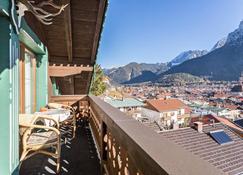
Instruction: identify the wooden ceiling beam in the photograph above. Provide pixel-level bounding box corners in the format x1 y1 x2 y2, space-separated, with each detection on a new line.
63 0 73 62
49 64 93 77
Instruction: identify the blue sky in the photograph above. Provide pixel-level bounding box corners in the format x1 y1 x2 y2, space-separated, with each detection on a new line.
97 0 243 68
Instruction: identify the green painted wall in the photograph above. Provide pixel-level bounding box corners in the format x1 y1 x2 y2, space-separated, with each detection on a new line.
0 3 49 173
19 21 48 111
0 0 10 16
0 16 19 175
20 20 45 54
51 78 60 96
20 27 48 111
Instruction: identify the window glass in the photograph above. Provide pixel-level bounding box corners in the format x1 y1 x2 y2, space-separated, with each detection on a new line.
24 51 32 114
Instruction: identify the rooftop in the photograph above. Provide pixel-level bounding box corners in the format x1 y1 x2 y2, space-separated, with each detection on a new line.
146 98 187 112
159 123 243 175
189 114 220 127
105 97 144 108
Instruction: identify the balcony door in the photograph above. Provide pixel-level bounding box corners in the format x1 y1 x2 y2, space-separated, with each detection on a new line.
20 44 37 113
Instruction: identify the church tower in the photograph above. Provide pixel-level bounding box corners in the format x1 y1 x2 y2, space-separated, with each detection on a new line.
240 72 243 85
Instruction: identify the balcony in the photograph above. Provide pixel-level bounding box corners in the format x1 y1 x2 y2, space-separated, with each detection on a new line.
19 95 223 175
20 113 101 175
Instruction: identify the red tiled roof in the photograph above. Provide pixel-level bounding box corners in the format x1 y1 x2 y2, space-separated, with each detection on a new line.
214 116 243 132
224 104 238 110
146 99 186 112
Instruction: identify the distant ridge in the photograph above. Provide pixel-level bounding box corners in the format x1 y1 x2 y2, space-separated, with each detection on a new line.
156 73 205 85
105 20 243 83
161 21 243 81
104 62 168 84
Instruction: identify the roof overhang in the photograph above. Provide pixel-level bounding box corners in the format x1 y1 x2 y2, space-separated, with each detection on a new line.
24 0 108 94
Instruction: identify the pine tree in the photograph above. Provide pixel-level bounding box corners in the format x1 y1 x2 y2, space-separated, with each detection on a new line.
90 64 106 96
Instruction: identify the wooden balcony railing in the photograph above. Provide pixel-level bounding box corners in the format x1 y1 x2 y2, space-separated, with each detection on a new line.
50 95 221 175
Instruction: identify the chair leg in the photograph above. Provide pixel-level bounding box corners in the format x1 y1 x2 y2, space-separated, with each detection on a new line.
56 157 60 173
71 112 76 139
20 148 29 162
19 148 30 170
56 139 61 173
72 120 76 139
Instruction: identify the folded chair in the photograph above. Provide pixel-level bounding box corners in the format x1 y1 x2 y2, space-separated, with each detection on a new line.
47 103 77 139
80 104 90 118
19 114 61 173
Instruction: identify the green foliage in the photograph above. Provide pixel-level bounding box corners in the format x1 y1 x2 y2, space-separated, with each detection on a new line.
157 73 204 85
90 64 106 96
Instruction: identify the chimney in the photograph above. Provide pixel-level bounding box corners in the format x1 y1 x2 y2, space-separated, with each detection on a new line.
173 123 179 130
210 119 215 127
194 122 203 133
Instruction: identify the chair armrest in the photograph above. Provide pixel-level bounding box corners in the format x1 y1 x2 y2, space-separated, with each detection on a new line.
29 124 60 135
35 115 60 129
20 123 60 146
48 103 75 113
62 105 75 112
21 123 60 136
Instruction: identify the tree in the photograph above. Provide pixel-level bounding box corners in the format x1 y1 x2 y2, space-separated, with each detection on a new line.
90 64 107 96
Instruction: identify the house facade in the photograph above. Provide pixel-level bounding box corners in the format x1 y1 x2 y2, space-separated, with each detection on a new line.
104 97 145 119
0 2 48 174
0 1 106 174
146 99 190 127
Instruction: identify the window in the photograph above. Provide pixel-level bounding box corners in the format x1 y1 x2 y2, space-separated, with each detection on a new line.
19 44 37 113
209 130 233 145
234 119 243 128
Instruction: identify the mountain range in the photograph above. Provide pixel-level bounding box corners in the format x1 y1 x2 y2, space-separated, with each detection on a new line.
104 62 168 84
163 21 243 81
104 20 243 84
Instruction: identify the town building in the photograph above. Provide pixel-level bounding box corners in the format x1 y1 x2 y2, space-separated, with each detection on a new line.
104 97 145 118
146 98 190 127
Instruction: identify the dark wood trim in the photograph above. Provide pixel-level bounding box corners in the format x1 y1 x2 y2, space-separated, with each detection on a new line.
19 44 25 113
19 44 37 113
48 64 93 77
90 0 107 64
50 95 87 106
63 0 73 62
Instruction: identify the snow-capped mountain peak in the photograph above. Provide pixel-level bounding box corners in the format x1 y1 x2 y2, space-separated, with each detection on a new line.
211 37 227 51
226 20 243 45
239 20 243 30
169 50 208 66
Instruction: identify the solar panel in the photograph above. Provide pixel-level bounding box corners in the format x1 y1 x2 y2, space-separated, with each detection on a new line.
234 119 243 128
209 130 233 145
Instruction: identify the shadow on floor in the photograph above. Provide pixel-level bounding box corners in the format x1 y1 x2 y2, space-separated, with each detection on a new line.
20 119 101 175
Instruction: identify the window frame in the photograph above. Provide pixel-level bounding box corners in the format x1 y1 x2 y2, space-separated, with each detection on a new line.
19 43 37 113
